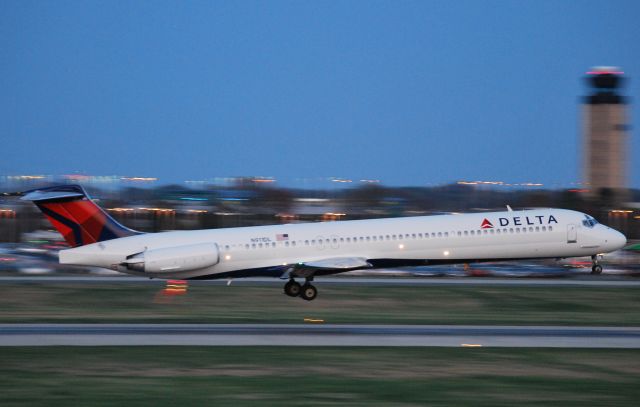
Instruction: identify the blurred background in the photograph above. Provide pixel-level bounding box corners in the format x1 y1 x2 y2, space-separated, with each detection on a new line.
2 166 640 276
2 63 640 275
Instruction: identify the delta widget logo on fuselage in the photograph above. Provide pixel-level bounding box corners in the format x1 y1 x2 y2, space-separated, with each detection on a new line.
481 215 558 229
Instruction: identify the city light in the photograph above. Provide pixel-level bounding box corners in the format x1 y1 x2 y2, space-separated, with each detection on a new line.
457 180 543 187
251 177 276 183
587 66 624 75
106 208 135 213
63 174 91 181
139 207 175 213
331 177 353 183
121 177 158 182
322 212 346 221
295 198 329 203
8 175 45 180
457 180 504 186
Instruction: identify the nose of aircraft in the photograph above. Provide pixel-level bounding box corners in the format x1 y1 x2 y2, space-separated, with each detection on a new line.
605 228 627 252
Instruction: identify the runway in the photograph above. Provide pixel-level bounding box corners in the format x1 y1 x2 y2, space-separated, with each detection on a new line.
2 324 640 348
2 276 640 287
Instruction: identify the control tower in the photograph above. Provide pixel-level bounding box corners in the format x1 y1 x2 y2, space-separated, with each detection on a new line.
582 66 629 197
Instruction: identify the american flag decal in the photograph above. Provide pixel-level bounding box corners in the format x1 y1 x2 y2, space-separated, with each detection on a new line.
276 233 289 241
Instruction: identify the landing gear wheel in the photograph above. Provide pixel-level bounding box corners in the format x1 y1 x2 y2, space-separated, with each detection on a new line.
284 280 302 297
591 255 603 275
300 284 318 301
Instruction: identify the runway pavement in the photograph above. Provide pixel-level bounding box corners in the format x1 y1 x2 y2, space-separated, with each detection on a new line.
1 324 639 348
1 276 640 287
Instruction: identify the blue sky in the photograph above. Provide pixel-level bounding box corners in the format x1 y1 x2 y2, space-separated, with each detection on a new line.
1 0 639 187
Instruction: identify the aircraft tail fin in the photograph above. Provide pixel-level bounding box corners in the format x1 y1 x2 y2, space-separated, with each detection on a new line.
18 184 141 247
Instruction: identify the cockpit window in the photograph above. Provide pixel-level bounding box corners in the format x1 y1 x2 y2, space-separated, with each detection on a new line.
582 215 598 228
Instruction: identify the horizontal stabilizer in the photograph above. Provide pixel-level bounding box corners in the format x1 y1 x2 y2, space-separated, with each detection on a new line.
21 189 85 202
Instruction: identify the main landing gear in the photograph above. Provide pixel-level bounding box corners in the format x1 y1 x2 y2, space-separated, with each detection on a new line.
284 278 318 301
591 255 603 275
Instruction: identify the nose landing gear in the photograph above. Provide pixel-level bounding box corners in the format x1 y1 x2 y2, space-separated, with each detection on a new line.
283 278 318 301
591 255 603 274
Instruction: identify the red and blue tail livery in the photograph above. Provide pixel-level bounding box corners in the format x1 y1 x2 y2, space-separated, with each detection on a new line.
21 185 140 247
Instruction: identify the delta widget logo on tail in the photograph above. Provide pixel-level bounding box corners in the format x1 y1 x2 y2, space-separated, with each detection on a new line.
481 219 494 229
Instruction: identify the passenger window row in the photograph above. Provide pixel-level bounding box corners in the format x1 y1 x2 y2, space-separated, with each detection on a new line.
223 225 554 251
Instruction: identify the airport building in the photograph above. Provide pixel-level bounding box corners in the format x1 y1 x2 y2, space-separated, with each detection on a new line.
582 67 629 199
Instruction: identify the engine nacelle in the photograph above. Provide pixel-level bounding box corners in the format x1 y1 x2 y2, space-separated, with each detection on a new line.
122 243 219 273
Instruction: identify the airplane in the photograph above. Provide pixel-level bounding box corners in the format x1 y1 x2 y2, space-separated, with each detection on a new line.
6 184 627 301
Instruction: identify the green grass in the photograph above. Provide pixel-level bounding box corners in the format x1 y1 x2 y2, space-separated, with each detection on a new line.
1 283 639 325
1 347 639 406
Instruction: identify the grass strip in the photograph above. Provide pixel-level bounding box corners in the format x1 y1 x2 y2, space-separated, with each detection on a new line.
0 283 639 325
1 347 639 406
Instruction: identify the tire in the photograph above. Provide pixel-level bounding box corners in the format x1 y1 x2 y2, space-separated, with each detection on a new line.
591 264 603 274
300 284 318 301
284 280 302 297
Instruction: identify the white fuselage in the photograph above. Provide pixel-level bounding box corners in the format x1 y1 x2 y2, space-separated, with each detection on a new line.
59 208 626 279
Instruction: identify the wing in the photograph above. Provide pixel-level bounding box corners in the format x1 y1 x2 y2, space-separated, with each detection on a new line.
282 257 372 279
303 257 372 269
